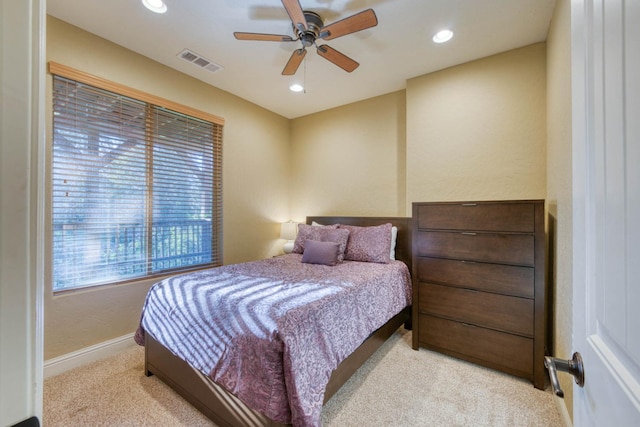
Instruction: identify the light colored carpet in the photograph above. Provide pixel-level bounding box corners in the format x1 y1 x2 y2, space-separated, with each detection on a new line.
44 328 562 426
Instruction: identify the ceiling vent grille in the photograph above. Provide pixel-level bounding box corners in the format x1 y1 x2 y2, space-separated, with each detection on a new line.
177 49 223 73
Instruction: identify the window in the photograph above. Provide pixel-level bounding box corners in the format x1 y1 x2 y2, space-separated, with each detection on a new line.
50 63 223 291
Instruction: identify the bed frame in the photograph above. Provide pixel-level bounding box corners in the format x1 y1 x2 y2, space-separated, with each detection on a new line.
144 216 412 427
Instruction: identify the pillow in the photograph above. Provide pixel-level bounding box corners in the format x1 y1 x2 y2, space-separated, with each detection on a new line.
292 224 349 262
390 225 398 260
339 223 393 264
292 223 337 254
312 221 398 258
301 240 340 266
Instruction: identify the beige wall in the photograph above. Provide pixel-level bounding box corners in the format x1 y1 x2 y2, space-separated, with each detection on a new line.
290 91 407 220
290 43 548 219
45 17 291 359
546 0 573 420
406 43 547 207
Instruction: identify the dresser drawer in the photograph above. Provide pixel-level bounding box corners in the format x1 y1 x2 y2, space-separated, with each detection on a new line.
416 257 534 298
418 283 534 336
419 315 533 376
416 231 534 266
416 202 535 232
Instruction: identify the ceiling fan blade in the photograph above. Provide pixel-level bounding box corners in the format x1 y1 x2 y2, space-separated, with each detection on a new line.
316 45 359 72
281 0 307 31
319 9 378 40
282 49 307 75
234 32 295 42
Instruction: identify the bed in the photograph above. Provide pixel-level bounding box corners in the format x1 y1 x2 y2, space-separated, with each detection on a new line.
135 216 412 427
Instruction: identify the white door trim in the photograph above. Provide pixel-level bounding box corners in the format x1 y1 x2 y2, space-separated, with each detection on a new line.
0 0 46 424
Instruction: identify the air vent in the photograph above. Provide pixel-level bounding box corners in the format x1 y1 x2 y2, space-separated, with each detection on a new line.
177 49 223 73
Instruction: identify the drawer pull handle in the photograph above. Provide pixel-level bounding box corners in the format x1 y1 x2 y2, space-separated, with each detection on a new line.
461 232 477 236
461 203 477 207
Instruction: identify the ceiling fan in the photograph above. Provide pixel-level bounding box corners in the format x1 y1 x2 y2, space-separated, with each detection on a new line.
233 0 378 75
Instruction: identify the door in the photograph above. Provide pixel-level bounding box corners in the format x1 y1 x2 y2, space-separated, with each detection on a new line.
0 0 45 425
571 0 640 425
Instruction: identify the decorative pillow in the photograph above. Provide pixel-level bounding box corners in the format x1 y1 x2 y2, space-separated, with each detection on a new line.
339 223 393 264
301 240 340 266
292 224 349 262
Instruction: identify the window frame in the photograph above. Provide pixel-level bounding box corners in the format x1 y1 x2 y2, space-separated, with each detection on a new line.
48 62 224 293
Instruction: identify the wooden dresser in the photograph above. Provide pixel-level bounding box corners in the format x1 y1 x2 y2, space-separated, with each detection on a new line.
411 200 547 389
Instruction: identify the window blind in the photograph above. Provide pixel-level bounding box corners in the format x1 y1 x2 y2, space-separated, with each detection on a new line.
51 71 222 291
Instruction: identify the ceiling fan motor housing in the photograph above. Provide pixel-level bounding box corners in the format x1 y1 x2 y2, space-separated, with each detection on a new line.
297 11 323 47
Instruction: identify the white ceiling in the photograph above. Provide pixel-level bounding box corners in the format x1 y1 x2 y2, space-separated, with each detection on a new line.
47 0 557 119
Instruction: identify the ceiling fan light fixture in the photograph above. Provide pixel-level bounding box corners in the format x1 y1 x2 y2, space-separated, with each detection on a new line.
142 0 167 14
289 84 304 92
432 29 454 43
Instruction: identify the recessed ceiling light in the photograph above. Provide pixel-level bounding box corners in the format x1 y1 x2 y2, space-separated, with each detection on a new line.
432 29 453 43
142 0 167 14
290 84 304 93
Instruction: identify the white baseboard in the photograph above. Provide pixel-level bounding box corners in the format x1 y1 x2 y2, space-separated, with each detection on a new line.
44 332 137 379
554 393 573 427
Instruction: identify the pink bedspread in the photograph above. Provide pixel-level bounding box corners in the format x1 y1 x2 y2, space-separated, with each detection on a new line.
135 253 411 426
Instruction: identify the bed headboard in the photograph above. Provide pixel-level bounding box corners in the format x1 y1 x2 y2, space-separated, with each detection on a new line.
306 216 412 273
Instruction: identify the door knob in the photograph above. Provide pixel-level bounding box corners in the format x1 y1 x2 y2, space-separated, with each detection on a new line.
544 352 585 398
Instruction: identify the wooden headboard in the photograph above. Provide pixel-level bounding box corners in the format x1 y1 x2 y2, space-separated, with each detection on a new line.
306 216 412 273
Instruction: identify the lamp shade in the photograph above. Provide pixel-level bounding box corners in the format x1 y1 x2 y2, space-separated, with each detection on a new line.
281 221 297 254
280 221 298 241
